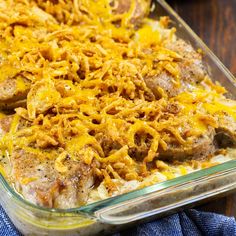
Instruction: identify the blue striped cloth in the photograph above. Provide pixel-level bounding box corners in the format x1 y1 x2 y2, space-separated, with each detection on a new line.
1 204 236 236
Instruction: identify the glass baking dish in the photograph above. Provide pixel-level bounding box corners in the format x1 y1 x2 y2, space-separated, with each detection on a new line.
1 0 236 235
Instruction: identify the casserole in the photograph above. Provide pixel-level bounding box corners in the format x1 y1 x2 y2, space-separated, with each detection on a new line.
1 0 236 235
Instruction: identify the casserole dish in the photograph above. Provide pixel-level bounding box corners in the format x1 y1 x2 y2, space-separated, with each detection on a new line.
1 0 236 235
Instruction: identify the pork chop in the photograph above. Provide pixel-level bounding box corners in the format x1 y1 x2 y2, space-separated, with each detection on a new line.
215 115 236 148
112 0 150 24
144 39 207 98
0 76 31 109
159 129 216 161
12 149 96 208
165 39 207 83
0 115 97 208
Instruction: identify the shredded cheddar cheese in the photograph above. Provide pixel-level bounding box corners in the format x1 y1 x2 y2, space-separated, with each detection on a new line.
0 0 236 204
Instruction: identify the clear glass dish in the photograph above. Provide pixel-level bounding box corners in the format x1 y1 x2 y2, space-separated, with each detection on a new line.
1 0 236 235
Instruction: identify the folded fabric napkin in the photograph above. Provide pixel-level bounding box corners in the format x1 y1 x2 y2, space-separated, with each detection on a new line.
1 204 236 236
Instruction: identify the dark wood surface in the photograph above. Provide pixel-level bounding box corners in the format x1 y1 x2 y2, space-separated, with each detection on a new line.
167 0 236 216
167 0 236 76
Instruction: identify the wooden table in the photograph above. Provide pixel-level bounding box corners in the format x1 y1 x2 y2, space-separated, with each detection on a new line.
167 0 236 216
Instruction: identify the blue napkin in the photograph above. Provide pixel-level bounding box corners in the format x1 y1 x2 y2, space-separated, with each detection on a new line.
1 204 236 236
113 209 236 236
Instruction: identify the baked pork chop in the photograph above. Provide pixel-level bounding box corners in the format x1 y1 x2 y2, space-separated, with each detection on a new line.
112 0 150 24
0 115 97 208
0 77 31 110
33 0 150 25
12 149 96 208
215 115 236 148
158 128 216 161
144 39 207 98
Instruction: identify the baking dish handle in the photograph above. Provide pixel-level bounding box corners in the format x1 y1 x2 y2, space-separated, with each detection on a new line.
93 168 236 225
